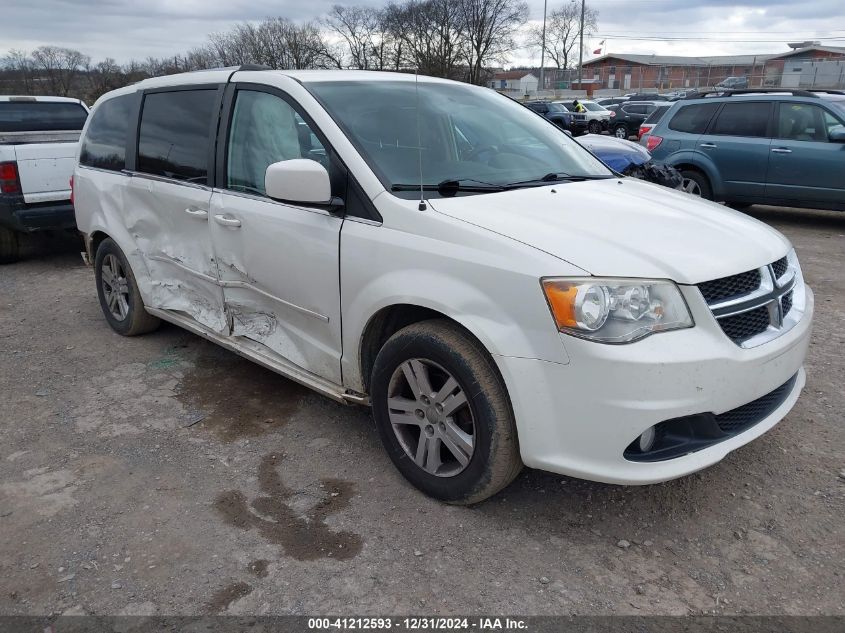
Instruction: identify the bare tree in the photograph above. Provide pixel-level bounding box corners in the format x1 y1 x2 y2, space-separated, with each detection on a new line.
527 2 598 70
458 0 528 85
31 46 90 96
390 0 465 78
324 5 382 69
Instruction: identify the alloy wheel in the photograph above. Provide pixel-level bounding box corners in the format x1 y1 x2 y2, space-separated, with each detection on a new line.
614 126 628 139
100 253 130 321
681 178 702 196
386 358 475 477
588 120 601 134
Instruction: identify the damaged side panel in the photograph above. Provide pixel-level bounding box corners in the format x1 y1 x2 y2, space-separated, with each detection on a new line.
123 176 227 333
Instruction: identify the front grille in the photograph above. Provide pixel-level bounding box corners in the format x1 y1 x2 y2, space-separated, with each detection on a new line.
697 269 761 304
717 305 770 343
782 290 793 316
716 373 798 433
772 256 788 279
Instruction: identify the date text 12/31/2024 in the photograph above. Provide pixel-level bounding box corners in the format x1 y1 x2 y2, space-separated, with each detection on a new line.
308 618 528 630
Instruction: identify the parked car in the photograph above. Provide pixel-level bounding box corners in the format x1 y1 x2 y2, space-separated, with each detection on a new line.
715 76 749 90
595 96 629 108
638 103 673 145
648 89 845 210
577 133 683 189
0 95 89 262
523 100 585 134
623 92 668 102
607 101 662 139
555 99 611 134
75 69 813 503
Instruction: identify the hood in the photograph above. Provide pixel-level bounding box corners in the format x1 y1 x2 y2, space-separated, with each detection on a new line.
428 178 790 285
577 134 650 172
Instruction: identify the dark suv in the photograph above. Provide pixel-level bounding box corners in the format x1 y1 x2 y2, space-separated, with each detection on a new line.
524 101 586 134
607 101 661 139
648 89 845 210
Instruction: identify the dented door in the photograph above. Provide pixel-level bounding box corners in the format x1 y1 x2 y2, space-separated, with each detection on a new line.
208 191 343 383
126 175 227 333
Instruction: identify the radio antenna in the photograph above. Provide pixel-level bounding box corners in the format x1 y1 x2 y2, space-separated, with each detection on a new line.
415 69 427 211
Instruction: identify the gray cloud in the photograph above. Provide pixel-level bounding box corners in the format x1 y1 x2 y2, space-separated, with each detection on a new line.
1 0 843 64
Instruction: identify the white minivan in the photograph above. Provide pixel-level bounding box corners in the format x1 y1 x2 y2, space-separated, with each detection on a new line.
74 68 813 503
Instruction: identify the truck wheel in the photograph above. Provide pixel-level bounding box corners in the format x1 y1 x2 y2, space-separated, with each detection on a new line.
0 227 20 264
588 120 601 134
613 124 629 139
370 320 522 505
94 238 160 336
680 169 713 200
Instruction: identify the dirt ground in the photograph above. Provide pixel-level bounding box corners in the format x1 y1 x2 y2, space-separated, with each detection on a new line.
0 206 842 617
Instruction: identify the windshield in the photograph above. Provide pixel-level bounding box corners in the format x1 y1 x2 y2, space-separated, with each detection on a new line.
582 102 605 112
305 80 612 198
829 100 845 120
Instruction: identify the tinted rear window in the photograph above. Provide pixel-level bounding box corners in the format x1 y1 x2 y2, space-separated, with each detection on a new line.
709 102 771 137
79 95 133 172
137 89 217 182
668 103 720 134
0 101 88 132
644 106 671 124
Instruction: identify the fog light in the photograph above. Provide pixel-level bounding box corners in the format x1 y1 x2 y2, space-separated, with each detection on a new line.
638 427 656 452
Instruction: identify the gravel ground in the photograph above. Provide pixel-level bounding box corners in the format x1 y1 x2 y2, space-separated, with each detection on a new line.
0 206 842 617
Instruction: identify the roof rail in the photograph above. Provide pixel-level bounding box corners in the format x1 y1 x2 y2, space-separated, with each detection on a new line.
238 64 272 71
688 88 829 99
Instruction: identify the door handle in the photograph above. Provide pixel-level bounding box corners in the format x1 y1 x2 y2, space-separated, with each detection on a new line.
700 143 717 149
184 208 208 219
213 213 242 228
771 148 792 154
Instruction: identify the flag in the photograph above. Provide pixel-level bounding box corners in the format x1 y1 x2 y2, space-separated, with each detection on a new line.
593 40 606 55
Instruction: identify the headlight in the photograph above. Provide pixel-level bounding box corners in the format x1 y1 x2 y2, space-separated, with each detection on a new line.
541 277 694 343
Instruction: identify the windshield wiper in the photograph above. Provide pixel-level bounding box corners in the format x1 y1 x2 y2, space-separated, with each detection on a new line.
391 178 507 195
505 173 614 187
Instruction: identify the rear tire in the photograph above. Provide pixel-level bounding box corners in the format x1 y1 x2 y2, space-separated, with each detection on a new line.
588 120 601 134
0 227 20 264
680 169 713 200
94 238 160 336
371 320 522 505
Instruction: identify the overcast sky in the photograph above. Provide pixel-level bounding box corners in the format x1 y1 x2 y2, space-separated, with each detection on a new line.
3 0 844 66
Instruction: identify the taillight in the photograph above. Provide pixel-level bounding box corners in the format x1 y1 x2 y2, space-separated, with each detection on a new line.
0 161 21 194
69 175 74 205
609 111 616 118
638 125 650 140
646 135 664 152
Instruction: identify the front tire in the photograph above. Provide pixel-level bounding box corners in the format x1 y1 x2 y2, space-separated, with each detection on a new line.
0 226 20 264
588 120 601 134
371 320 522 504
613 124 629 139
94 238 160 336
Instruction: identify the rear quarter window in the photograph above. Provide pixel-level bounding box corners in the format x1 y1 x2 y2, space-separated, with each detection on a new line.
644 106 671 124
668 103 720 134
79 94 133 172
0 101 88 132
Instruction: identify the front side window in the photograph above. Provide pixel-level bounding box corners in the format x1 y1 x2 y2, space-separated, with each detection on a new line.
226 90 329 196
79 94 132 171
777 103 834 142
305 80 611 198
709 102 771 138
668 103 719 134
137 89 217 182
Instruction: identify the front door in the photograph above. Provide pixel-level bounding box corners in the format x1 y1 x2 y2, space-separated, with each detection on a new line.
697 100 773 200
128 87 226 333
209 86 344 383
766 102 845 206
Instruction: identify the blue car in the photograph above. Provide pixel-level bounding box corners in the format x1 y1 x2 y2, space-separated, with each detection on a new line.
647 89 845 211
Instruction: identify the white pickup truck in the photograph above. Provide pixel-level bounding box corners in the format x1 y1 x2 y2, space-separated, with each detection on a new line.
0 96 89 262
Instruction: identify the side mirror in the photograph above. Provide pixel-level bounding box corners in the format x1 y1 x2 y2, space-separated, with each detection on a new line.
829 126 845 143
265 159 332 205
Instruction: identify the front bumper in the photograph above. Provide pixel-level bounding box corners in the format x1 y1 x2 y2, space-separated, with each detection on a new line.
0 194 76 232
495 285 814 485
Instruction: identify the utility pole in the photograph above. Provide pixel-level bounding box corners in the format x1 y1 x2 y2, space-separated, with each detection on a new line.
539 0 548 93
577 0 585 89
